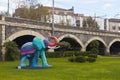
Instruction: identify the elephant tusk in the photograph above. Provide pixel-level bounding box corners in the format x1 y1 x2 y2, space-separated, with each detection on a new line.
48 36 59 47
48 46 60 49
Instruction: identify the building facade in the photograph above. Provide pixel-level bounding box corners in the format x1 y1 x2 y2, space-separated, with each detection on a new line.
109 19 120 32
44 6 84 27
13 5 120 32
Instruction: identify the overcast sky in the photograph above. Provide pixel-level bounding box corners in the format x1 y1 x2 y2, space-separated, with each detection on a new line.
0 0 120 18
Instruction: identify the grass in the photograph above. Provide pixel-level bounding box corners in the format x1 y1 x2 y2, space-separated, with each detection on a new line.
0 56 120 80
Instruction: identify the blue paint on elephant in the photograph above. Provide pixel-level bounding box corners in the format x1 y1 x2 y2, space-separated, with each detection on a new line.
19 37 50 68
18 34 59 69
33 37 45 50
32 37 49 67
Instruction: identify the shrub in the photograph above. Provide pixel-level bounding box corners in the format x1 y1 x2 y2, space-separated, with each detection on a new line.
88 53 97 58
64 51 74 57
74 51 91 56
74 51 84 56
89 40 99 51
90 48 98 54
68 56 75 62
46 51 61 58
58 41 71 49
87 57 96 62
4 41 20 61
57 41 71 57
75 56 86 63
68 51 98 63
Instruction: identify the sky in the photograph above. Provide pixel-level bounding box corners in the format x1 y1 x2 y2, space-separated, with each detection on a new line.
0 0 120 18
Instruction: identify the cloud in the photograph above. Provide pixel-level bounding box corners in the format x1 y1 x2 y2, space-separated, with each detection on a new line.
103 3 112 9
0 6 7 12
0 0 7 3
79 0 99 4
104 3 112 7
0 0 7 12
54 0 99 4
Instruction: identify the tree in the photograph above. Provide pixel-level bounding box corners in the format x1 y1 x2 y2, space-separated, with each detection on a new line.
82 19 87 28
13 4 49 22
82 16 99 29
13 7 29 18
87 40 99 54
0 11 11 16
89 40 99 48
57 41 71 57
35 5 50 22
3 41 20 61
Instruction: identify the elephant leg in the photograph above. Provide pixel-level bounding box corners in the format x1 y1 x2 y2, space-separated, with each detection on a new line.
31 53 39 67
39 50 49 67
27 54 34 67
20 55 27 67
28 58 32 67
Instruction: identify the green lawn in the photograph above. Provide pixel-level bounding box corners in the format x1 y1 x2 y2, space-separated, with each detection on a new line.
0 56 120 80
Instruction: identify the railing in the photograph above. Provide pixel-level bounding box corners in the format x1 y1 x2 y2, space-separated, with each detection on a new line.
5 16 52 27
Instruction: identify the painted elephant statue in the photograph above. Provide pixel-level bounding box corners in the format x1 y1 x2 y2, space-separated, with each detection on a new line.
18 35 58 69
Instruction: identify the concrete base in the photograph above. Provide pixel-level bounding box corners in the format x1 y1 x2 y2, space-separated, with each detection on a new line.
16 65 52 69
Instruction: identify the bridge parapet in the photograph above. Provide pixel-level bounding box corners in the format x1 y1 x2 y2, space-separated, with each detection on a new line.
0 16 120 38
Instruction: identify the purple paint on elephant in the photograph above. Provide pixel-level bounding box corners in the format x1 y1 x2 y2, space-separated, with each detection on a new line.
21 42 36 55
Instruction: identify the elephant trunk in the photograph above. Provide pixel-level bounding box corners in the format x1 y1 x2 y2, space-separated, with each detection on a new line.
48 36 59 47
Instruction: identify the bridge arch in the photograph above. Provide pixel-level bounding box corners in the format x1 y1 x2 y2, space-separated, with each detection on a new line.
85 37 107 48
108 38 120 55
58 34 84 50
108 38 120 48
5 30 45 48
85 37 107 55
5 30 45 42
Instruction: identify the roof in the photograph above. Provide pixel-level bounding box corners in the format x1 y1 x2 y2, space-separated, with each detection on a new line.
43 6 74 11
109 18 120 22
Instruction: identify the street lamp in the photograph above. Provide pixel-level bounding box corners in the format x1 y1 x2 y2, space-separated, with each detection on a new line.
52 0 54 35
7 0 9 16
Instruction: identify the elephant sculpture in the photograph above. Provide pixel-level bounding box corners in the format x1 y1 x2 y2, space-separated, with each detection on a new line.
17 34 58 69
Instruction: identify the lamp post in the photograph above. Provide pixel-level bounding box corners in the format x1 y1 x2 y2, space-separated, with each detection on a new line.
52 0 54 35
7 0 9 16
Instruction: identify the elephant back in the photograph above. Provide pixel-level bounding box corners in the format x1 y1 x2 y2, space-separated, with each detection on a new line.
21 42 36 55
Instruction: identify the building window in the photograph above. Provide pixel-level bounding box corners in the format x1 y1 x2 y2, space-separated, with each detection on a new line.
112 26 116 30
118 27 120 30
76 20 80 27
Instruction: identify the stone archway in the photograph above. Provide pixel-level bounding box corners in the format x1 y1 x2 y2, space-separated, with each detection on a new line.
5 30 45 42
58 34 84 51
1 30 45 60
108 38 120 55
5 30 45 49
85 37 107 55
85 37 107 48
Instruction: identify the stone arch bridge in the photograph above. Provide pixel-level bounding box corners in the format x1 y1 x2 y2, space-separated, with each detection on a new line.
0 16 120 60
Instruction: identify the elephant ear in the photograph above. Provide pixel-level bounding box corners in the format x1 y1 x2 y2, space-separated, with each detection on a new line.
44 38 49 48
48 36 59 47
